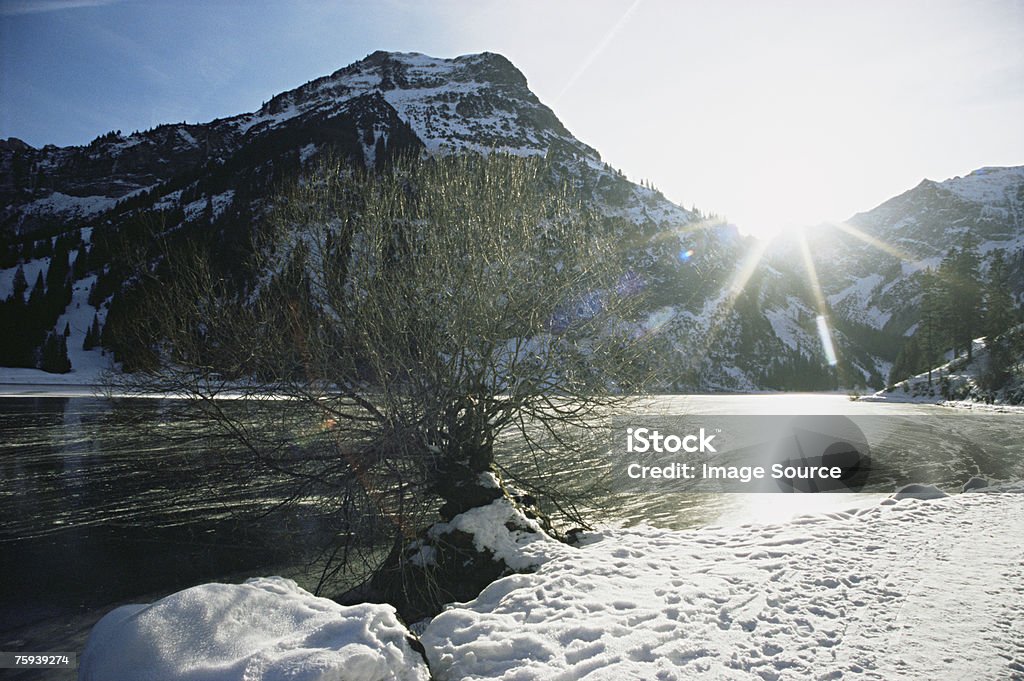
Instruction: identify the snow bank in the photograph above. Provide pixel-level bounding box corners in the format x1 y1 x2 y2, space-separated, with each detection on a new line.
78 488 1024 681
79 576 430 681
422 489 1024 680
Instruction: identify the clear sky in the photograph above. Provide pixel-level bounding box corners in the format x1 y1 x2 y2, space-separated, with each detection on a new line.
1 0 1022 238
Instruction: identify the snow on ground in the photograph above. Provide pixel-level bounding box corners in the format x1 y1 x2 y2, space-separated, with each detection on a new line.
864 333 1024 409
425 495 560 571
79 488 1024 680
422 487 1024 680
826 274 893 330
764 296 813 351
0 359 113 389
79 577 430 681
0 271 116 387
182 189 236 221
0 256 49 302
17 191 118 220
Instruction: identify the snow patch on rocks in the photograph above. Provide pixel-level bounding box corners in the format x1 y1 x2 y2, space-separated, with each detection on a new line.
427 497 567 571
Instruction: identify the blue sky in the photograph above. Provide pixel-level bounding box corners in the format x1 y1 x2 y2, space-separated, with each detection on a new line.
1 0 1022 237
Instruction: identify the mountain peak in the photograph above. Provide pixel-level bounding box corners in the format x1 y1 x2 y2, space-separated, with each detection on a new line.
0 137 33 152
0 50 614 236
263 50 592 158
326 50 529 93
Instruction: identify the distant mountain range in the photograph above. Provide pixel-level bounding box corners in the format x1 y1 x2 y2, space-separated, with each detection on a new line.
1 51 1021 391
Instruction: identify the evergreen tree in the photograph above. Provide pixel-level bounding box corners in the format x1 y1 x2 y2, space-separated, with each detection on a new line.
87 281 103 308
27 270 45 307
373 135 387 171
918 269 945 385
72 245 90 279
940 234 983 360
31 238 52 259
889 335 921 385
979 335 1012 393
984 249 1016 341
11 264 27 302
46 246 71 303
83 313 101 350
39 331 71 373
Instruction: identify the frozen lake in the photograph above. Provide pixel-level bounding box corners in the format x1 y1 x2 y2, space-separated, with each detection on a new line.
0 392 1021 678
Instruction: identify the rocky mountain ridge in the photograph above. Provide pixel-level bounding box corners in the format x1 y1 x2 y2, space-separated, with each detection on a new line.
1 51 1020 392
0 51 622 238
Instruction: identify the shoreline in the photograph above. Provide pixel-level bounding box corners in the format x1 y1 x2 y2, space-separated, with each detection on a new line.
4 381 1022 413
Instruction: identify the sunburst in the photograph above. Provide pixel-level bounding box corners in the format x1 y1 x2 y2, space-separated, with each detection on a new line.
831 222 913 262
702 219 917 374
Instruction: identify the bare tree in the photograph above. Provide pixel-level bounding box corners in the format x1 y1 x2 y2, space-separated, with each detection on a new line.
111 152 651 618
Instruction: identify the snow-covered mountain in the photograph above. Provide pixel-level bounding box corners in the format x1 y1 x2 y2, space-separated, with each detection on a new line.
0 51 749 387
1 51 1020 391
815 167 1024 332
1 52 693 237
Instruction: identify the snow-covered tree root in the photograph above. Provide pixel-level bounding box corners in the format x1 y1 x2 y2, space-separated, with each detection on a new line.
349 472 566 624
81 483 1024 681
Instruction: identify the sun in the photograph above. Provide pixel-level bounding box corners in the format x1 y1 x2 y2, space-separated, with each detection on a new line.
708 218 914 371
735 219 807 242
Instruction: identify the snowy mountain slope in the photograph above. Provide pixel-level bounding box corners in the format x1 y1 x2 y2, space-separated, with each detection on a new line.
806 166 1024 334
1 51 740 386
1 51 1019 391
1 51 703 270
0 51 607 239
242 51 599 159
753 166 1024 388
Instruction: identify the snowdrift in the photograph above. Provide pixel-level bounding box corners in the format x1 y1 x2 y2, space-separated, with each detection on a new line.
79 576 430 681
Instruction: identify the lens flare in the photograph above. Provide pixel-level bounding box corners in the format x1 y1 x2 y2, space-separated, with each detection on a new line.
798 233 839 366
797 233 828 313
816 315 838 366
727 238 769 299
832 222 913 262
